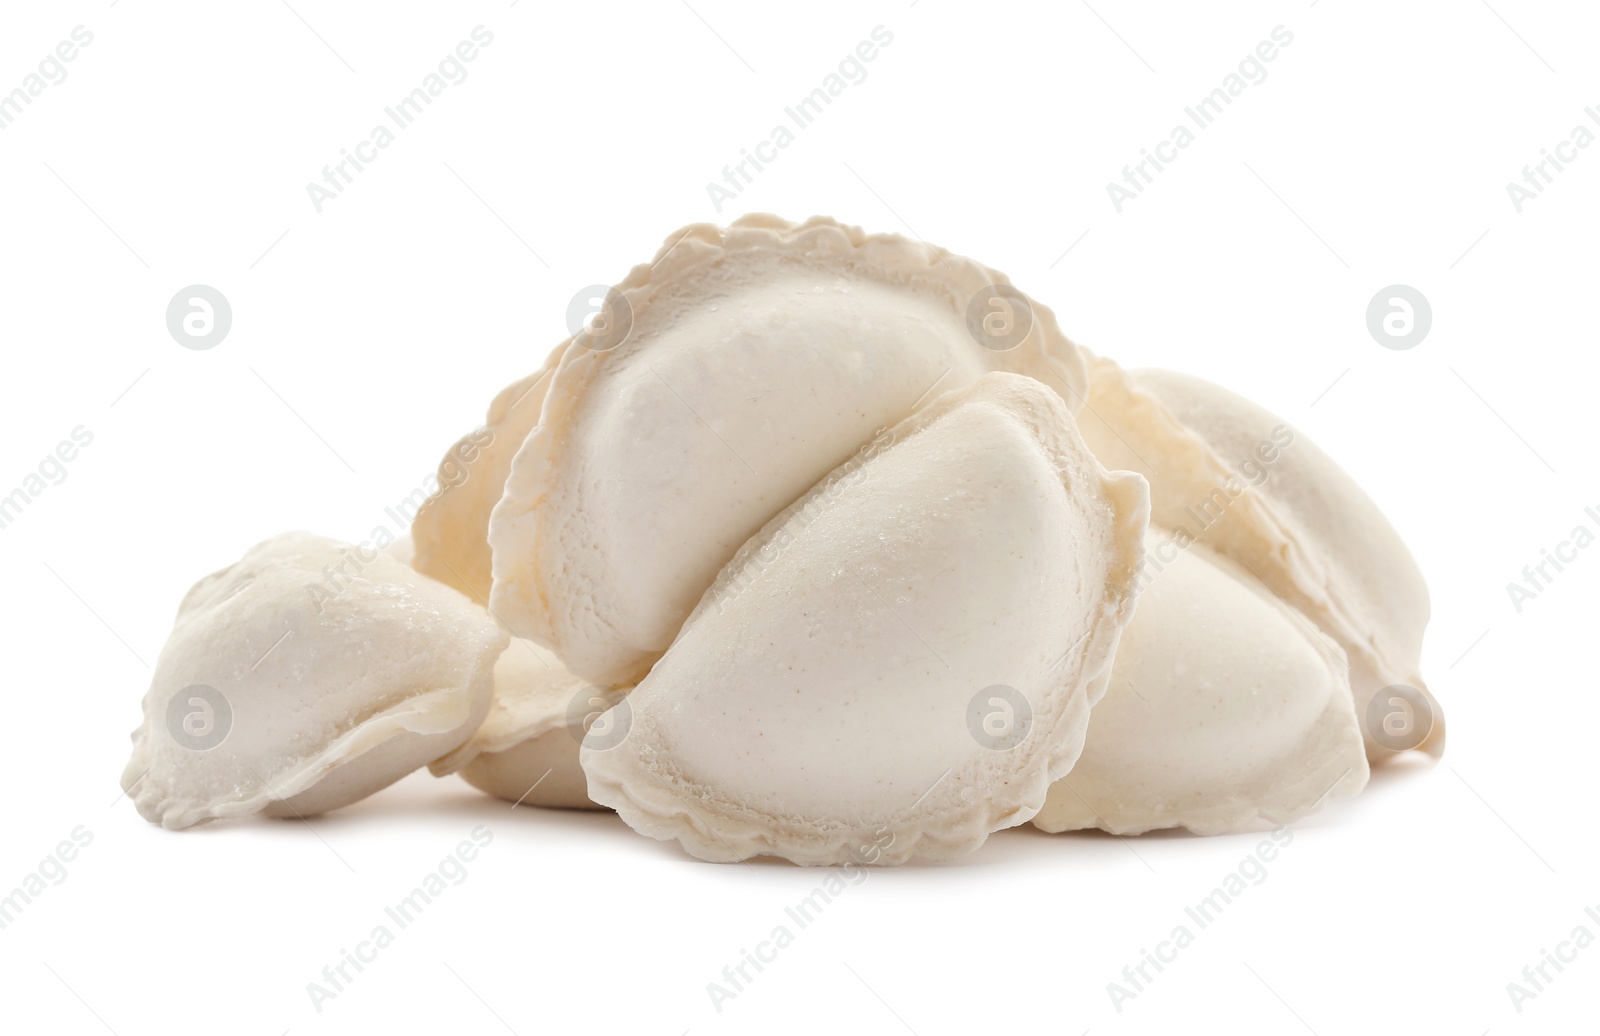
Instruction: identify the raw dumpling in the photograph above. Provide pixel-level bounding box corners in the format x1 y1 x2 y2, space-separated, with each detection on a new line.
431 638 626 810
121 532 506 829
410 350 561 602
384 531 415 565
581 373 1149 865
1074 354 1441 761
1032 529 1368 835
489 214 1091 686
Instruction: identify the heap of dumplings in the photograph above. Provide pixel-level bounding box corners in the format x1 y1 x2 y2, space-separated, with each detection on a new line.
121 215 1443 865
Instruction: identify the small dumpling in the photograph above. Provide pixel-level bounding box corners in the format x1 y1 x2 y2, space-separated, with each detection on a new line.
410 350 561 602
1032 530 1369 836
121 532 506 829
489 214 1091 686
384 531 415 565
581 373 1148 865
431 639 627 810
1074 354 1441 761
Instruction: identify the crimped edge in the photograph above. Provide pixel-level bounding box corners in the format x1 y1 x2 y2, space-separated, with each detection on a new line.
487 214 1090 683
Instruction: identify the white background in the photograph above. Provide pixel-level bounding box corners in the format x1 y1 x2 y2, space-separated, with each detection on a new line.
1 1 1595 1033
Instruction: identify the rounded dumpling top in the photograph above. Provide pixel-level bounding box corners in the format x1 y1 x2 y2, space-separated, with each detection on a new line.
487 214 1089 687
1034 529 1368 836
1073 353 1440 761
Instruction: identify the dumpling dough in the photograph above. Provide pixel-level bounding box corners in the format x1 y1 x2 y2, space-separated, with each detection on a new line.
1074 354 1441 761
489 214 1092 686
121 532 506 829
384 531 415 565
431 639 626 810
581 373 1149 865
410 350 561 602
1032 530 1368 835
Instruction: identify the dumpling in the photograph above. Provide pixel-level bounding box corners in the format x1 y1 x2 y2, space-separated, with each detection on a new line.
1032 529 1369 835
121 532 506 829
488 214 1091 686
1074 354 1441 761
409 350 561 602
431 638 626 810
384 531 415 565
580 373 1149 865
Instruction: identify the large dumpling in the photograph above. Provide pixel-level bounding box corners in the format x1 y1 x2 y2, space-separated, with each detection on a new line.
580 374 1149 865
1074 354 1441 761
121 532 506 829
488 214 1091 686
1032 530 1368 835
